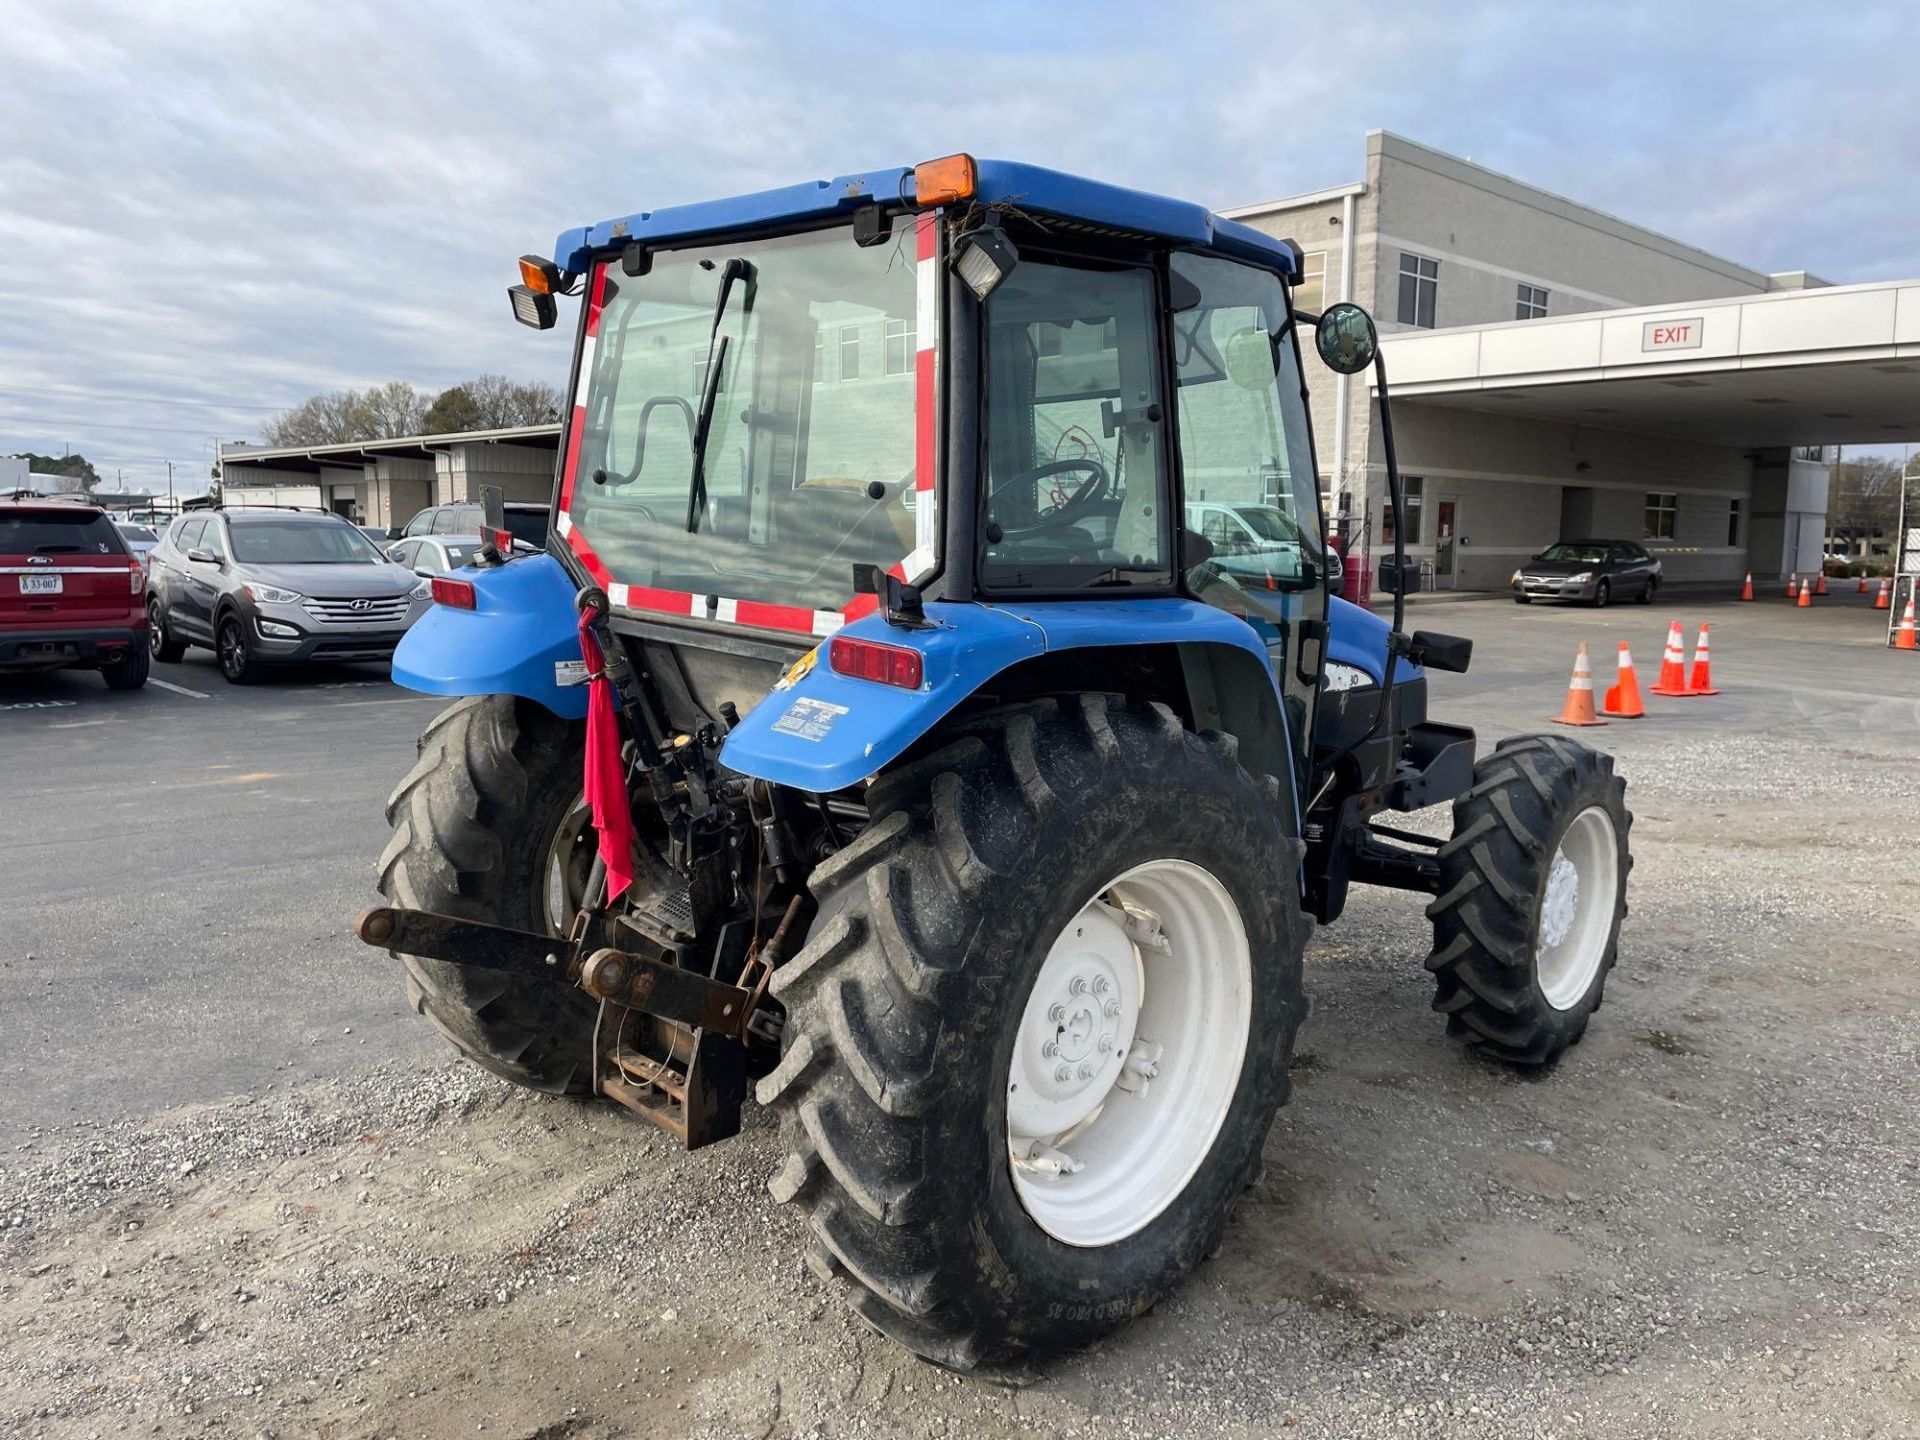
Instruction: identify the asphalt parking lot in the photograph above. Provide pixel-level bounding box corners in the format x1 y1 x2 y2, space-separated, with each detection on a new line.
3 592 1917 1439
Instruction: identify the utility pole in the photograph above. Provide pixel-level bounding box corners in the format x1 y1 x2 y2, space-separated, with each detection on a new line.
167 460 174 510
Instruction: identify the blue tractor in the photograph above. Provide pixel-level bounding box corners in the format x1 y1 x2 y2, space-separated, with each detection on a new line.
357 155 1632 1368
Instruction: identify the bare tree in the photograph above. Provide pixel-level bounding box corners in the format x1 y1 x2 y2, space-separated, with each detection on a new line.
422 374 563 433
260 383 432 446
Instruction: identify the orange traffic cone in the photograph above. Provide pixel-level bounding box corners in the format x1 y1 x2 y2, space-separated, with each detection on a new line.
1875 578 1892 610
1739 572 1754 602
1897 592 1917 651
1785 573 1797 599
1858 573 1869 594
1554 643 1608 726
1602 641 1646 718
1815 571 1829 597
1650 620 1694 696
1685 624 1719 695
1797 577 1812 608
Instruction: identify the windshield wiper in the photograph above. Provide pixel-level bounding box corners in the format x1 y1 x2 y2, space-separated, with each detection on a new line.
686 257 756 533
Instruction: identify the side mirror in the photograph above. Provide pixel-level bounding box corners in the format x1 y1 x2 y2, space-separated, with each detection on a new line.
1314 303 1379 375
1378 557 1422 596
187 548 217 565
413 567 435 579
387 525 403 540
1325 560 1345 597
1408 630 1472 674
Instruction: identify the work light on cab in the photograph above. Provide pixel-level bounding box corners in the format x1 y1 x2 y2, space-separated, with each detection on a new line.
508 255 563 330
954 224 1020 301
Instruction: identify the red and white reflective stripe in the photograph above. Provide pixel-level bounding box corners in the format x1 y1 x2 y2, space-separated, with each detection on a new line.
910 211 939 580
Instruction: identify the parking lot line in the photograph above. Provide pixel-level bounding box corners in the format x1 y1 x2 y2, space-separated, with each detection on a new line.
150 677 210 699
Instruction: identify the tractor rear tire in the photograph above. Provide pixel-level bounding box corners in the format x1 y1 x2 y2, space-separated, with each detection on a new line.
758 696 1308 1368
1425 734 1631 1066
377 694 601 1093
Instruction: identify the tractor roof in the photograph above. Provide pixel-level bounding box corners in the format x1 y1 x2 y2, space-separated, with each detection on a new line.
552 159 1300 278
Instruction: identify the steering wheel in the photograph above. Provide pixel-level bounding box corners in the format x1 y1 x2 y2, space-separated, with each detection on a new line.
988 457 1112 541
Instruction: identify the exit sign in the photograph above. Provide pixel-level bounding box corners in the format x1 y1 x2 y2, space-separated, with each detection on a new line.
1642 318 1704 352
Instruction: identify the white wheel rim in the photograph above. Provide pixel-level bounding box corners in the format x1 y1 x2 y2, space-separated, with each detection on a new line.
1534 806 1618 1011
1006 859 1252 1248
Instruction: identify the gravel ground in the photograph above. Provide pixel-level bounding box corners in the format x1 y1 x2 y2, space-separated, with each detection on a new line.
3 602 1918 1439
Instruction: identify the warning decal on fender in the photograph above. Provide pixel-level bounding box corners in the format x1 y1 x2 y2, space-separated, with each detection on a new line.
771 696 849 742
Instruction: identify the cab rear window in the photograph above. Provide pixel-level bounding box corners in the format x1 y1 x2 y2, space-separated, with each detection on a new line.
501 511 548 546
0 512 127 554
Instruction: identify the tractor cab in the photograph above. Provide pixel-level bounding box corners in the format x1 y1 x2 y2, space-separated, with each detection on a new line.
367 154 1633 1373
505 155 1332 797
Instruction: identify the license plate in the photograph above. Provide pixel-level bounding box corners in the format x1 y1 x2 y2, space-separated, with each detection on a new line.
20 575 62 595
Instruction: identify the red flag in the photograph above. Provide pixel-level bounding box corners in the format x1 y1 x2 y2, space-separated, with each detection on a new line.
578 614 636 903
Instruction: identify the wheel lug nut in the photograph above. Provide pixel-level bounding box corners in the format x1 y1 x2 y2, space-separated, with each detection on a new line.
1042 1040 1059 1058
1076 1062 1095 1081
1092 976 1111 996
1102 998 1120 1018
1047 1003 1066 1023
1068 976 1088 996
1098 1034 1115 1053
1054 1065 1073 1083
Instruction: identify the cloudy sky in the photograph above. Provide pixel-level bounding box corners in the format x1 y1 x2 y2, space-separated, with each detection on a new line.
2 0 1916 494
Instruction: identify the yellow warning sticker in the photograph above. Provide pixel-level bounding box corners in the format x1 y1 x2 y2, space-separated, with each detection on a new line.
774 644 820 692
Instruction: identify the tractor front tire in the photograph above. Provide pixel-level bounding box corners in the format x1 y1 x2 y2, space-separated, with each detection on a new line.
759 696 1309 1368
377 694 601 1093
1425 734 1631 1066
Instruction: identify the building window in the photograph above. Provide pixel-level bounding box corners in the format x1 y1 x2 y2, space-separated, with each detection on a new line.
1644 491 1678 540
838 324 861 381
1295 251 1327 313
1397 253 1438 329
1382 475 1425 544
1794 444 1825 463
1727 497 1742 547
885 316 912 376
1516 283 1549 320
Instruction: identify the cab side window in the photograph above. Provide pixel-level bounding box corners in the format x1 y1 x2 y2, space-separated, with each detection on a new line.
429 508 458 535
979 253 1170 590
403 509 435 537
1169 252 1323 591
200 522 228 561
175 519 205 553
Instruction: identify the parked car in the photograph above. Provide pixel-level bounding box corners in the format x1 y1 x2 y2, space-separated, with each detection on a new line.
146 508 430 683
386 533 540 576
1184 501 1313 587
0 497 149 688
116 521 160 568
391 500 550 548
356 525 391 548
1511 540 1661 606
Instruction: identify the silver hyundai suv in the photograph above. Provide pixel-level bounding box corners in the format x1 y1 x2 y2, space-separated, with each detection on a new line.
147 508 430 683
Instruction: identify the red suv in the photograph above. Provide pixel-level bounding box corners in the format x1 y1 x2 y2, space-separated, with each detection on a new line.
0 497 150 689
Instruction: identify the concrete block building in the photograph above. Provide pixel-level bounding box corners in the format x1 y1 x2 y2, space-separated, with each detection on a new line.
1227 132 1916 590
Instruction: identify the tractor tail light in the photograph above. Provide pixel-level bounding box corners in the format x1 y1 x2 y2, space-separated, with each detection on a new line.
430 576 477 610
829 634 923 690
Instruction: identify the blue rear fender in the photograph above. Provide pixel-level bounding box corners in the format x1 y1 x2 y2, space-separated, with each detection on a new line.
720 597 1296 795
391 553 588 720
